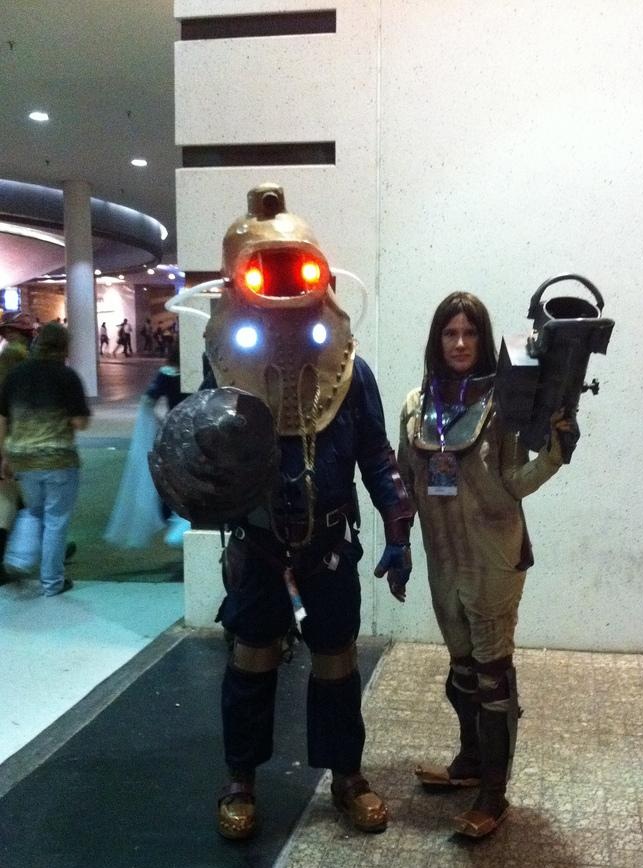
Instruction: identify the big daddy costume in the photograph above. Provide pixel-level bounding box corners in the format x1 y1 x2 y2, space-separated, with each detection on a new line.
152 185 412 840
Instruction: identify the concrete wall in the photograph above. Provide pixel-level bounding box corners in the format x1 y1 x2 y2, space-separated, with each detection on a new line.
174 0 643 651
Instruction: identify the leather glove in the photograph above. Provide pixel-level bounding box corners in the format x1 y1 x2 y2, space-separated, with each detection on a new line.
374 543 412 603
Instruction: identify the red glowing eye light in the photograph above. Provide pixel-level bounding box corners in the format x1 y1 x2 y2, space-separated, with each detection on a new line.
301 261 321 284
244 267 264 293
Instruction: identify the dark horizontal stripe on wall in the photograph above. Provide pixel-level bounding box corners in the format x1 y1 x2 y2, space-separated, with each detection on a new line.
182 142 336 167
181 11 336 40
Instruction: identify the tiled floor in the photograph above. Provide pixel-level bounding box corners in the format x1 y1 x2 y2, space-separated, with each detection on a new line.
279 643 643 868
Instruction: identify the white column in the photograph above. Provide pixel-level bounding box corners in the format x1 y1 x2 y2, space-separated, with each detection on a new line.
63 179 98 397
183 529 226 628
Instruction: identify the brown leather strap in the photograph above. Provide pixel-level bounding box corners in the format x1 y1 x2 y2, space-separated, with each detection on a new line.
219 779 255 805
231 637 282 673
311 642 357 681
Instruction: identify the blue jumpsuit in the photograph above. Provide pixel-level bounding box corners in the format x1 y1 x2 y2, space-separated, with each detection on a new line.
218 355 409 775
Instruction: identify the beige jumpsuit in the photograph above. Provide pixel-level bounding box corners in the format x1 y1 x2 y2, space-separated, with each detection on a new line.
398 388 563 663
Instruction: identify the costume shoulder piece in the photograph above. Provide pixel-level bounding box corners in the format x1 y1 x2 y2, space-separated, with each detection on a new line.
413 374 495 452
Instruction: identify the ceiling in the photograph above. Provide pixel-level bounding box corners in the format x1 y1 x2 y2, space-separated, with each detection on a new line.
0 1 179 286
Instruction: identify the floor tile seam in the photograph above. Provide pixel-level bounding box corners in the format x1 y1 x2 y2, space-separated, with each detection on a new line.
0 619 186 799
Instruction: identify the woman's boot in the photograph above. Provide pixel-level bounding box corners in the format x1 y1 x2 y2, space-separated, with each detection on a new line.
453 662 519 837
416 660 481 787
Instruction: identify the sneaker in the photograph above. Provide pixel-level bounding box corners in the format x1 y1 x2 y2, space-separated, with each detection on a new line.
44 578 74 597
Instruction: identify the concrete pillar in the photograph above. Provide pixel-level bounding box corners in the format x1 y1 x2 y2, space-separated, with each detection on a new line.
183 529 225 628
63 180 98 397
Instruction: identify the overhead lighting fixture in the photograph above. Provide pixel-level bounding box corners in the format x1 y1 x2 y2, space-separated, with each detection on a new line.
147 268 155 275
29 110 49 122
130 158 147 167
0 221 65 247
94 269 102 276
118 274 124 280
168 273 176 280
2 288 21 311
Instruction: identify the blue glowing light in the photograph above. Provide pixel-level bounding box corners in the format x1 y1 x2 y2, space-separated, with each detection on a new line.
235 325 258 349
311 323 327 345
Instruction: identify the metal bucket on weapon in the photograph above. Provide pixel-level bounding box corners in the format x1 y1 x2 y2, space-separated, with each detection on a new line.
495 274 614 463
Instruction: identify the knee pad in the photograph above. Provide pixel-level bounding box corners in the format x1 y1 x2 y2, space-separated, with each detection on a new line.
231 637 283 674
446 655 476 710
310 642 357 682
474 655 514 708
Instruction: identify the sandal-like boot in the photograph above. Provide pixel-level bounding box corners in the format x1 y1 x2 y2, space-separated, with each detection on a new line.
217 778 256 840
416 667 481 788
452 706 511 838
415 753 481 788
331 772 388 833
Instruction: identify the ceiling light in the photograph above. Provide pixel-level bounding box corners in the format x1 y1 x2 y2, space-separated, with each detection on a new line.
118 274 124 280
147 268 155 275
94 269 102 276
168 273 176 280
29 111 49 122
130 158 147 167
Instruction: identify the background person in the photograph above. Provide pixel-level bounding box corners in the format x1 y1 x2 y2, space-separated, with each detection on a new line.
397 291 574 838
0 322 90 596
0 313 35 584
99 322 109 355
113 318 132 357
104 343 189 550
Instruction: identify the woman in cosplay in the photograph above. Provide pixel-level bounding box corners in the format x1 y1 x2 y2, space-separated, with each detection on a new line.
173 184 414 840
397 292 573 838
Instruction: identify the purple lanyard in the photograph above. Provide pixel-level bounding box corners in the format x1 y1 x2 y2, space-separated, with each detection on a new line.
430 377 469 451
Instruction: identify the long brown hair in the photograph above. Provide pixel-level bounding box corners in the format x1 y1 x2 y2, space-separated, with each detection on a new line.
421 292 497 390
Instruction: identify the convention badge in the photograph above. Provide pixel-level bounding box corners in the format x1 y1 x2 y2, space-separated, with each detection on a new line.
427 451 458 496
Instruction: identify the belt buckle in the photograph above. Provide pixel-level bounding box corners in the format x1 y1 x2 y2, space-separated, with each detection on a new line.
326 509 341 528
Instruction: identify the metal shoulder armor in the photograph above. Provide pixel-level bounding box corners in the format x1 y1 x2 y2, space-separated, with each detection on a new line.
413 374 495 452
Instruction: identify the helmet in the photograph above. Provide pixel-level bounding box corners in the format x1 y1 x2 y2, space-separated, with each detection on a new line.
148 387 279 526
204 183 355 435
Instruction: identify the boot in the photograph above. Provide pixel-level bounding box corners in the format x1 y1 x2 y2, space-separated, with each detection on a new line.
416 667 481 787
452 705 511 837
331 771 388 832
217 769 256 840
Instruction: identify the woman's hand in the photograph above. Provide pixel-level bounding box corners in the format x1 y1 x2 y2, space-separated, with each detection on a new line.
548 409 580 463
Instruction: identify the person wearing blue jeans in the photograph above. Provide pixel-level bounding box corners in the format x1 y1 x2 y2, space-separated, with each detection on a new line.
0 322 90 596
5 468 80 595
